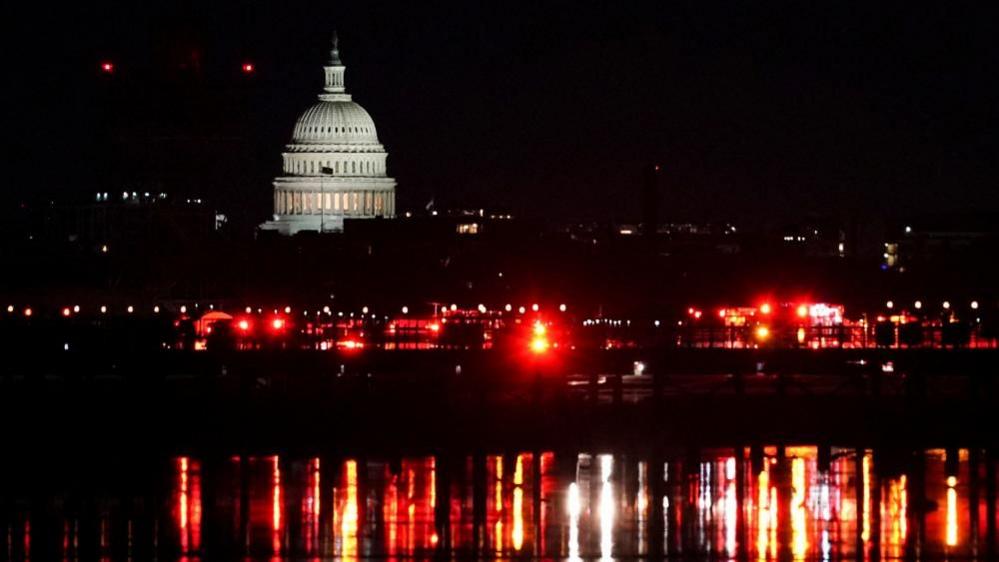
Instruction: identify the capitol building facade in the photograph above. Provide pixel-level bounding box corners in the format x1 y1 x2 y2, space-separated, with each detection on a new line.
261 34 396 234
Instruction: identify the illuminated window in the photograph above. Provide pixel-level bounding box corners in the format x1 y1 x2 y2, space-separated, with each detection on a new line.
324 193 332 210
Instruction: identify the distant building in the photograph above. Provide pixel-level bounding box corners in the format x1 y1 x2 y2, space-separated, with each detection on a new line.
883 214 998 270
40 192 217 251
261 33 397 235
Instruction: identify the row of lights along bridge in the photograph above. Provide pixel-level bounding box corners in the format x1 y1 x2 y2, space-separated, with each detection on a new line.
3 298 995 352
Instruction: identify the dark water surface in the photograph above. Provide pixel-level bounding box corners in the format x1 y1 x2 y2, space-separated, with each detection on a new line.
3 447 997 560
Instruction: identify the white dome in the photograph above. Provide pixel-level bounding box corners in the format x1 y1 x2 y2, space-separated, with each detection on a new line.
261 32 397 236
291 101 379 145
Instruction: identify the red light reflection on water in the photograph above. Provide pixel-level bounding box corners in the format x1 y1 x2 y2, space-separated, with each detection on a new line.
271 456 282 554
341 460 360 559
144 448 972 559
175 457 202 553
301 457 321 554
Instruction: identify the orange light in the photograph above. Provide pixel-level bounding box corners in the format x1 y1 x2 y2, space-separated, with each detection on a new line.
530 336 550 354
796 304 808 318
62 307 72 317
532 321 546 337
760 303 772 315
756 326 770 340
24 307 32 317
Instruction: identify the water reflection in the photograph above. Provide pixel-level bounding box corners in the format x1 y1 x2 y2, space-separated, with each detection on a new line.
3 446 996 560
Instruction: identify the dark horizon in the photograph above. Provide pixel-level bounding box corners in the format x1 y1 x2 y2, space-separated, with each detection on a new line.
8 1 999 227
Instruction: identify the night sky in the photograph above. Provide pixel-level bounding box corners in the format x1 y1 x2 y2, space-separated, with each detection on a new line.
8 1 998 227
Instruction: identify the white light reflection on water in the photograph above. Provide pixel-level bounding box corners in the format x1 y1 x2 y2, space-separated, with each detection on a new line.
567 482 581 562
945 475 958 547
598 454 614 561
818 472 832 561
724 457 737 557
636 461 648 555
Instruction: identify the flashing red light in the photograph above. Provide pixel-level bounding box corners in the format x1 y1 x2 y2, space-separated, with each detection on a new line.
759 303 772 315
687 307 695 315
718 308 726 318
271 318 285 330
242 62 255 74
428 322 441 333
62 307 71 317
338 339 363 350
24 307 33 317
100 61 114 74
694 310 702 319
796 304 809 318
237 319 250 332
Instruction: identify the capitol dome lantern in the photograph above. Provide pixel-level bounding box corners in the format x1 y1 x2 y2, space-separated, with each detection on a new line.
261 32 396 234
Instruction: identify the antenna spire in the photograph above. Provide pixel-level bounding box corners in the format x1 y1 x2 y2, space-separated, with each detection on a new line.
329 31 342 65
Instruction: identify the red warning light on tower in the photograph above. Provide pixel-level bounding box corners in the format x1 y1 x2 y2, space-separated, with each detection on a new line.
100 61 114 74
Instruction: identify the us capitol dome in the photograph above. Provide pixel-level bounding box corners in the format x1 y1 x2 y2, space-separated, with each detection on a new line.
261 33 396 234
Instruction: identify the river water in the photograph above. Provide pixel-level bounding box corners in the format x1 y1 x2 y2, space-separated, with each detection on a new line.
3 446 995 560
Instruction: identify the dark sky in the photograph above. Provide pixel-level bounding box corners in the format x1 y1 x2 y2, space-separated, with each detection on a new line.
8 1 998 226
